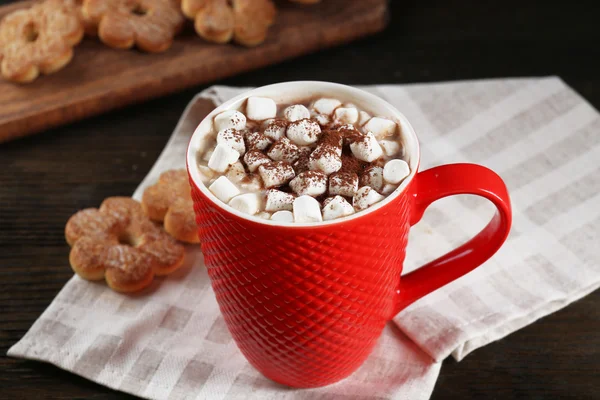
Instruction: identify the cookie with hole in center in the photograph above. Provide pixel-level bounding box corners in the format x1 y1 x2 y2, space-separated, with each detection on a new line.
65 197 185 293
0 0 84 83
181 0 276 47
82 0 185 53
142 169 199 244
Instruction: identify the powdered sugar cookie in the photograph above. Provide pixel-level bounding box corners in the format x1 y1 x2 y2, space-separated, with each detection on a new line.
182 0 275 47
0 0 84 83
82 0 185 53
65 197 185 293
142 169 200 244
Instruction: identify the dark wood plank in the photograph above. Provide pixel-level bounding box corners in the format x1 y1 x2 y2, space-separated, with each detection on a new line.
0 0 388 143
1 0 599 399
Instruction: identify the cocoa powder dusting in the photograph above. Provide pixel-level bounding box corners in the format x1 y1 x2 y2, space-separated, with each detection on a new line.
268 138 300 163
340 153 371 175
245 130 272 151
337 125 363 144
293 154 310 174
264 118 287 131
319 129 344 148
292 171 327 196
355 189 368 203
311 143 338 160
331 172 358 187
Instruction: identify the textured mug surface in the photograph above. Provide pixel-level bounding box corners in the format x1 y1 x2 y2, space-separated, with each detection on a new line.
187 82 512 388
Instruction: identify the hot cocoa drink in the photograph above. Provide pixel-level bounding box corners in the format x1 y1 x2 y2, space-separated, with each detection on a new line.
195 95 410 223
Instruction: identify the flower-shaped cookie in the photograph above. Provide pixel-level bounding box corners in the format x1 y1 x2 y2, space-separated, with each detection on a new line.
82 0 185 53
64 0 98 36
182 0 276 47
65 197 185 293
0 0 84 83
142 169 200 244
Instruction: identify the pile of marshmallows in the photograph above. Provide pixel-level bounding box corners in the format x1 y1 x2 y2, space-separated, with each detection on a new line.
199 96 410 223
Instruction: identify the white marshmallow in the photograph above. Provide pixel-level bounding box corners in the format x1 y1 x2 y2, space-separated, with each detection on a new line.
360 166 384 191
286 119 321 146
246 96 277 121
217 128 246 155
353 186 385 211
209 176 240 203
363 117 397 139
258 162 295 188
322 196 355 221
379 139 401 157
243 150 271 172
289 171 328 196
315 133 343 155
267 137 300 163
314 114 331 126
329 172 359 197
263 120 288 141
198 165 216 184
202 148 213 162
214 110 246 132
293 195 323 223
381 184 397 195
383 159 410 184
208 143 240 172
284 104 311 122
257 211 272 220
349 132 383 162
229 193 261 215
225 161 246 183
331 143 343 157
334 107 359 124
308 148 342 175
312 98 342 115
271 210 294 222
358 111 371 126
322 197 335 208
245 131 273 151
265 189 295 212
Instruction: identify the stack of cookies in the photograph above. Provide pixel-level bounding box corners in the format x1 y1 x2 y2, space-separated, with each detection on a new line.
0 0 323 83
64 169 200 293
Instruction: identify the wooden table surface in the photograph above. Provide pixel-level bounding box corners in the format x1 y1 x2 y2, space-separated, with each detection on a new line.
1 1 599 399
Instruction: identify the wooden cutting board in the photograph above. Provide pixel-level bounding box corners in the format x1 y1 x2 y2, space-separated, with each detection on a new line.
0 0 388 143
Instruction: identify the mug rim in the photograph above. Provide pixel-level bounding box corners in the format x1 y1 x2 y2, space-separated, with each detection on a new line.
186 81 421 227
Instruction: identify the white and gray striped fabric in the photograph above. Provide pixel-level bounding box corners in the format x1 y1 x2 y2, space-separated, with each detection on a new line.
9 78 600 400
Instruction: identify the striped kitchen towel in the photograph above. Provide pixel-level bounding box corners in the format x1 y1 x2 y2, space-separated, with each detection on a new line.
8 77 600 399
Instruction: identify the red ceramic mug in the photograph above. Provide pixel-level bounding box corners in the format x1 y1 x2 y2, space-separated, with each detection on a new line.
186 82 512 388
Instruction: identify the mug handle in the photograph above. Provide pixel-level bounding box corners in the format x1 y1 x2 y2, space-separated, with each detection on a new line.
393 163 512 315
